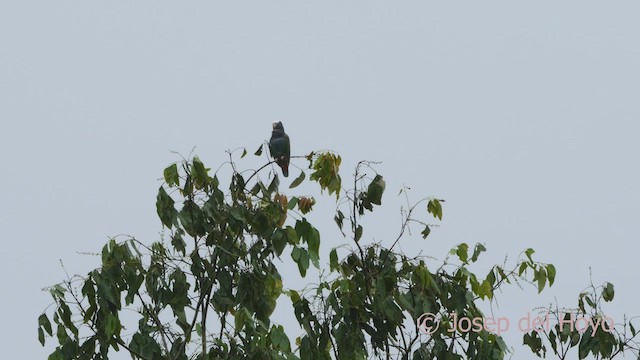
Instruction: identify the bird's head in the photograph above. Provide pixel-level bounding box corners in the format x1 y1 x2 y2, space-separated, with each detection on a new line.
272 122 284 131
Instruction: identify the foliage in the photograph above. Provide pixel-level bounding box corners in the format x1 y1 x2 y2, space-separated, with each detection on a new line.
523 278 640 359
38 146 637 359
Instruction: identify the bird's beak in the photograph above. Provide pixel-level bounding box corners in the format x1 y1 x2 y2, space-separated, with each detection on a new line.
272 122 278 129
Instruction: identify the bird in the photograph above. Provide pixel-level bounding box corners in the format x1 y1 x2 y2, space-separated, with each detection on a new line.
269 122 290 177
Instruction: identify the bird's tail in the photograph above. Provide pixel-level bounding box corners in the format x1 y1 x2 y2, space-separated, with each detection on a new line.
277 158 289 177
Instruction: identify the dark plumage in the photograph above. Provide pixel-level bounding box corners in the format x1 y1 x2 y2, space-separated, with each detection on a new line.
269 122 290 177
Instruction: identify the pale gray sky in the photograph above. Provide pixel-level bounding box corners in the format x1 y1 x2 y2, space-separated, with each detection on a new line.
1 1 639 359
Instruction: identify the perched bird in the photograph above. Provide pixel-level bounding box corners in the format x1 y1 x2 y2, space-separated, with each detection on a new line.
269 122 290 177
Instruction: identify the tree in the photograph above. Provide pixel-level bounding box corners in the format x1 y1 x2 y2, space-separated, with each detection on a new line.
38 146 639 359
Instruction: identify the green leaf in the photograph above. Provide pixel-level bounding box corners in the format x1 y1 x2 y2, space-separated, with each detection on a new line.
271 229 287 256
578 293 586 312
38 313 53 346
454 243 469 263
229 205 246 222
496 266 509 282
578 328 592 359
421 226 430 239
270 325 290 351
549 330 558 353
289 171 306 189
178 200 206 237
254 144 263 156
546 264 556 287
602 282 615 302
156 186 177 228
291 246 300 261
56 323 67 344
48 348 63 360
307 228 320 268
105 313 119 338
288 289 301 304
536 268 547 293
58 301 77 337
427 199 443 220
309 152 342 200
471 243 486 262
295 219 311 243
570 330 580 347
329 249 339 271
169 337 186 359
355 225 363 242
38 328 44 346
241 148 247 158
286 226 299 245
523 331 544 355
334 210 345 234
525 248 535 262
300 249 310 276
478 279 493 299
268 174 279 193
396 293 414 314
291 247 309 277
191 157 210 190
171 232 186 255
518 262 528 276
38 313 52 336
486 268 496 286
585 295 595 308
163 164 180 187
287 196 298 210
52 284 66 297
250 182 261 196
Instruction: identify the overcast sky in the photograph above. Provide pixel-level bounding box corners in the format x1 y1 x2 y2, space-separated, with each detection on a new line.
2 1 639 359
